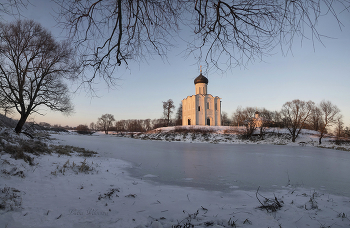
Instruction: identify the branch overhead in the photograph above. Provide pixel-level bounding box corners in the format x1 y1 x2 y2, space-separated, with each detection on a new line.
54 0 350 82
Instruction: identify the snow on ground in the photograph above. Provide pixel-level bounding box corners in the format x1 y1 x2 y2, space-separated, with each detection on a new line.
1 128 350 227
134 126 350 152
1 152 350 228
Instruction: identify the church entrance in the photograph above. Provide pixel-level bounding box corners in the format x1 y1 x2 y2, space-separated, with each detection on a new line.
188 119 191 125
206 118 210 126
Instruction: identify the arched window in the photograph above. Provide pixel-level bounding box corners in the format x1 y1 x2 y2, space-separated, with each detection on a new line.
207 102 209 109
198 106 200 111
207 118 210 126
188 119 191 125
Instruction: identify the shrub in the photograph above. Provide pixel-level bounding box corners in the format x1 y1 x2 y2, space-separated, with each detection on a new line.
3 144 34 166
76 124 92 135
174 126 214 134
19 140 50 155
0 187 22 211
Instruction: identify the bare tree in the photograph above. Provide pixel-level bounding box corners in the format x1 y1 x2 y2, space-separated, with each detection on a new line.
268 110 285 128
115 120 126 132
163 99 175 127
231 106 245 126
115 119 152 132
97 114 115 134
233 107 257 138
334 114 344 139
256 108 273 139
344 127 350 138
0 20 78 135
152 118 167 129
221 111 231 126
143 119 152 132
308 106 322 131
175 103 182 126
54 0 349 83
126 119 144 132
89 122 95 131
76 124 90 134
243 118 257 139
318 100 341 144
281 99 315 142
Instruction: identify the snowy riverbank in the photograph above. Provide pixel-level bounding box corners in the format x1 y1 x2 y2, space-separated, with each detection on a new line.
130 126 350 152
1 128 350 227
1 152 350 228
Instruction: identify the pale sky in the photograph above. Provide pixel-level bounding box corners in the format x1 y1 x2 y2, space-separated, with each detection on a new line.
4 0 350 128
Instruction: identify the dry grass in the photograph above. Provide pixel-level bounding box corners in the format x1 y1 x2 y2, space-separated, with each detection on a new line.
50 145 97 157
98 188 120 200
0 187 22 211
51 159 95 176
173 126 215 134
256 187 283 213
1 129 97 165
2 144 35 166
223 127 245 134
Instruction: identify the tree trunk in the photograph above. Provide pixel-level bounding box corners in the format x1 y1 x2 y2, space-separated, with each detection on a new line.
319 131 325 145
291 129 297 142
15 115 28 134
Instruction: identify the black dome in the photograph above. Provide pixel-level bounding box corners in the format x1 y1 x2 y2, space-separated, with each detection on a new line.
194 73 209 84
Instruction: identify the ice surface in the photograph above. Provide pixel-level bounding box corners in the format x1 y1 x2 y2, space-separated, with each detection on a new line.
53 133 350 197
1 130 350 228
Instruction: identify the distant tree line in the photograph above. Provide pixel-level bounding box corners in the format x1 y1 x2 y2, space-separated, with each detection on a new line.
59 97 348 145
76 99 182 134
222 99 345 144
88 117 179 134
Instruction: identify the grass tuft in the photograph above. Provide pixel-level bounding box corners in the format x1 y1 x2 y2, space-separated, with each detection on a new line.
0 187 22 211
51 159 95 175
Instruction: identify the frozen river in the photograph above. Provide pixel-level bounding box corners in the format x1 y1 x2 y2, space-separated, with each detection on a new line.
53 134 350 197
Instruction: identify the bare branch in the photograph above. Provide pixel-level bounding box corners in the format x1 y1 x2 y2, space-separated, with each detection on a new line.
53 0 350 83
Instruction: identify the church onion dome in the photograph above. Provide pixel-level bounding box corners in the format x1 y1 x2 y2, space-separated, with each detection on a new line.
194 73 209 84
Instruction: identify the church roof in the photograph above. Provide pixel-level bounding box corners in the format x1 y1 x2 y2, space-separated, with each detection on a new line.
194 73 209 84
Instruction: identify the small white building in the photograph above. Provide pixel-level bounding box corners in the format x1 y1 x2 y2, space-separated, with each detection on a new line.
182 71 221 126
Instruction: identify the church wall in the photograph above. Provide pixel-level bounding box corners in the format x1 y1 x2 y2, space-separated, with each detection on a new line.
182 95 197 126
182 94 221 126
204 96 221 126
214 97 221 126
196 95 205 125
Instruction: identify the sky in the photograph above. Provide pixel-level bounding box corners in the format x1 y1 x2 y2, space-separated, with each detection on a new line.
4 0 350 128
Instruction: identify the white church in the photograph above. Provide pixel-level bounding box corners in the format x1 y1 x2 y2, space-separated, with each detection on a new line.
182 70 221 126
